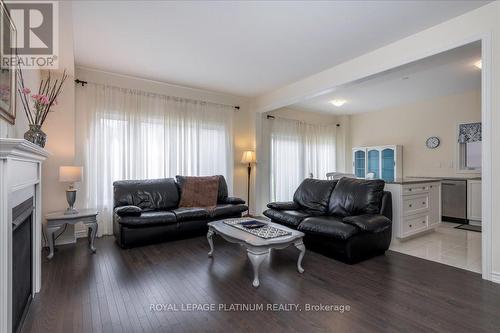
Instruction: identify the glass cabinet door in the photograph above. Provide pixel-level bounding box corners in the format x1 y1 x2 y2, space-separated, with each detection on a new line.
354 150 366 178
381 148 395 182
367 149 380 178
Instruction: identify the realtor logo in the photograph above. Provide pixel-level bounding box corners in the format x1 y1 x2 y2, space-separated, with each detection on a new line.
2 1 58 68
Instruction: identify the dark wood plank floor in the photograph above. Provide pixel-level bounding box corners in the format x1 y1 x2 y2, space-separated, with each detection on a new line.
22 235 500 333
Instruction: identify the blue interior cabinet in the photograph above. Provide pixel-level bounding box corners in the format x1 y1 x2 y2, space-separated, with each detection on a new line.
352 145 402 182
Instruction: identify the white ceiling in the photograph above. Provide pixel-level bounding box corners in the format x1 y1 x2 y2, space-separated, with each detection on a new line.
290 41 481 115
72 1 489 97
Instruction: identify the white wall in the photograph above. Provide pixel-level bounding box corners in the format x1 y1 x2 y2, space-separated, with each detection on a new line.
0 2 74 244
349 90 481 178
39 1 77 244
0 70 42 138
252 2 500 281
267 107 337 125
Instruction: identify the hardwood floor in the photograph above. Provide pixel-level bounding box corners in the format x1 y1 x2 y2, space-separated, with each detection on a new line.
22 235 500 333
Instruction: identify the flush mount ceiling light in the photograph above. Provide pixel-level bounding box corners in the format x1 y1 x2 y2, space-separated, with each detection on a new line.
474 60 482 69
330 99 347 107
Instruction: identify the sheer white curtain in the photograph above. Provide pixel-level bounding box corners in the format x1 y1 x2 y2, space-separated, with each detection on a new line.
270 117 336 202
76 83 234 235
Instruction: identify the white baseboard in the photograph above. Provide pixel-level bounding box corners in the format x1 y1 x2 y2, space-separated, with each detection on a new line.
491 271 500 284
75 229 88 239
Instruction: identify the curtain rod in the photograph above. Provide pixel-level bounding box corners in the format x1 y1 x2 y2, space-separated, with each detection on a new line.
74 78 240 110
266 114 340 127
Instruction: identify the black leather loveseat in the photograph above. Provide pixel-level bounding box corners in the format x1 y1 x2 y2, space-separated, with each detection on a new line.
113 176 247 248
263 177 392 264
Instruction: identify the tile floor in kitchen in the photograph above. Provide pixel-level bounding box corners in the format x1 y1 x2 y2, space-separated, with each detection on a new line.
389 222 481 273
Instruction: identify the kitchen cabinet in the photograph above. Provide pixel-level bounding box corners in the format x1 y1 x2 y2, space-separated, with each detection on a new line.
352 145 402 182
386 180 441 239
467 179 482 223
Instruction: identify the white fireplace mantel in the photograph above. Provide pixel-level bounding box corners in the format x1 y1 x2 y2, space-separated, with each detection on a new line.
0 139 49 333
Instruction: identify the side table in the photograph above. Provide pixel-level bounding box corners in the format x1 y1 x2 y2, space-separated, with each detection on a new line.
44 209 99 259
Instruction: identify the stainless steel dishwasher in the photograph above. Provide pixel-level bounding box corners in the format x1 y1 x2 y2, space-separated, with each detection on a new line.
441 179 467 223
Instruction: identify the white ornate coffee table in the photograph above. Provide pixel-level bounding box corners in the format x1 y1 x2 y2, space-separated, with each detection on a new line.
207 218 306 287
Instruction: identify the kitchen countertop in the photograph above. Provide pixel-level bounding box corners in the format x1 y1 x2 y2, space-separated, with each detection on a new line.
385 178 442 185
409 176 482 181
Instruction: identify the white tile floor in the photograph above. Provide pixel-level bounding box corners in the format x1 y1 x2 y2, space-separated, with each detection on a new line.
389 222 482 273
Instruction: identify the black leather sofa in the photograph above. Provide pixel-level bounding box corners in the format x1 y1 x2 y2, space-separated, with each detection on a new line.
263 177 392 264
113 176 247 248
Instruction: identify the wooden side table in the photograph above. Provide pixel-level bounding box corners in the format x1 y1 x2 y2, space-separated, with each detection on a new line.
44 209 99 259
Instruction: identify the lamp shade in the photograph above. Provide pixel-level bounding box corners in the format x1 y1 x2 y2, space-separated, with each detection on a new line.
241 150 256 164
59 166 83 183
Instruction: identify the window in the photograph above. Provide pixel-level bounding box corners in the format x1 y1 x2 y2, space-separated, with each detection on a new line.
457 122 481 172
78 82 234 236
269 118 336 201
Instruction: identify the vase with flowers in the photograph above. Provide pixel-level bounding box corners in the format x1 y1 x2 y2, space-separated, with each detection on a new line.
17 69 68 148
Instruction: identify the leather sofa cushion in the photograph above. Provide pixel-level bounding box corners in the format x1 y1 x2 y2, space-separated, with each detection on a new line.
113 178 179 210
115 205 142 217
216 175 229 203
328 178 385 217
116 210 177 227
210 204 247 218
293 179 337 213
172 207 209 221
299 216 359 241
175 175 229 204
263 209 311 228
380 191 392 220
267 201 301 210
342 214 392 233
223 196 246 205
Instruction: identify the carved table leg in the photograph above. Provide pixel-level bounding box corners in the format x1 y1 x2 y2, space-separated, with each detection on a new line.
247 249 269 287
207 228 215 257
88 222 98 253
45 225 58 260
295 241 306 273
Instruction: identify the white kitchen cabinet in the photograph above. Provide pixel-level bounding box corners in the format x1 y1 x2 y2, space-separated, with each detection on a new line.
386 180 441 239
352 145 402 182
467 179 482 223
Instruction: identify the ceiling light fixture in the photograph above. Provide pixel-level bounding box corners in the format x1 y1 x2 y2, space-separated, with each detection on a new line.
330 99 347 107
474 60 482 69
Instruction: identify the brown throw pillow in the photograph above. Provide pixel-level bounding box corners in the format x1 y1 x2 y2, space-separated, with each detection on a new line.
178 176 220 208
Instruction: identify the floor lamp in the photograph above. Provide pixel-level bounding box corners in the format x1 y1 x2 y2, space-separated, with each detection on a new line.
241 151 256 216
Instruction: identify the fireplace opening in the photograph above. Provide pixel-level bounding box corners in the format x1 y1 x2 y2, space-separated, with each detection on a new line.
12 197 33 333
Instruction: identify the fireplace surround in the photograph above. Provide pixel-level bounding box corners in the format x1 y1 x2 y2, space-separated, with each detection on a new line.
0 139 49 333
12 198 33 333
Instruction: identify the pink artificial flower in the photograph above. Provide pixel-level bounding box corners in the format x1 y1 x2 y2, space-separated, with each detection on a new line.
40 95 49 105
22 87 31 94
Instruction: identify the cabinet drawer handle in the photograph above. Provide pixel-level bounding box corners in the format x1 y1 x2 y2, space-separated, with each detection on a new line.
422 202 426 205
408 188 412 191
409 204 412 207
409 224 412 227
422 221 426 224
422 187 425 190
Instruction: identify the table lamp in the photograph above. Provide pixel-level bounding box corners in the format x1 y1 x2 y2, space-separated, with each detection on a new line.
59 166 83 215
241 151 256 216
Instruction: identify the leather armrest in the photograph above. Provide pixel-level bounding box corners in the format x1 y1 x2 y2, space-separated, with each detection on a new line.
342 214 391 233
224 196 246 205
115 205 142 217
266 201 301 210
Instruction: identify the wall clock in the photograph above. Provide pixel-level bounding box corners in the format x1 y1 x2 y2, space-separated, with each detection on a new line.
426 136 440 149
